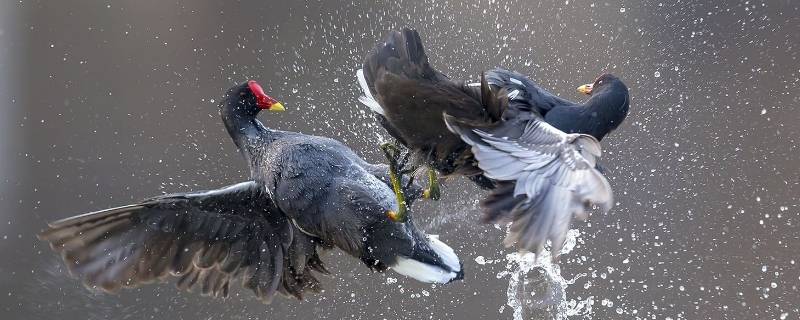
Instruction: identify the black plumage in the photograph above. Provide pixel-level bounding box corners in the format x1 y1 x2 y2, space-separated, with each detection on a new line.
358 28 630 256
39 80 463 304
359 29 506 182
39 181 317 301
484 69 629 141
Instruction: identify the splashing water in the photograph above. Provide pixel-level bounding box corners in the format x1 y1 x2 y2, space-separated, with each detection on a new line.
497 229 591 320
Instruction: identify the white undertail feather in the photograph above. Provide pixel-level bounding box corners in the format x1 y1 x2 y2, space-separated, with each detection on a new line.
356 69 385 115
391 235 461 284
427 235 461 273
392 258 458 284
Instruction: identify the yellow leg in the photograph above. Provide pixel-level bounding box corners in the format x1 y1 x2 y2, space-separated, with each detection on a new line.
422 168 441 201
381 143 408 222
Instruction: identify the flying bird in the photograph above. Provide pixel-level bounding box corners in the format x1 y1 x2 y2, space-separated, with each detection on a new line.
39 80 463 304
357 28 629 256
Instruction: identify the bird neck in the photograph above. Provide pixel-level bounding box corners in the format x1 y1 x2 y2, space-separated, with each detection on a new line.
582 87 629 140
219 98 275 151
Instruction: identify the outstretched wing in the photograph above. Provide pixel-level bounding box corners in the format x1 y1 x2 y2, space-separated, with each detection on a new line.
38 181 328 303
445 116 613 256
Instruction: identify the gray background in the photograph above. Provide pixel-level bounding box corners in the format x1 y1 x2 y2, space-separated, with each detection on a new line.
1 0 799 319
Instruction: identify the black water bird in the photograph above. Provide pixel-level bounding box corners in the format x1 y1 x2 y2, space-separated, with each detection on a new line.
39 80 463 304
357 28 629 256
482 69 629 141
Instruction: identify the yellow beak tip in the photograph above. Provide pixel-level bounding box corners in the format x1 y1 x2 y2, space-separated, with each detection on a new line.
270 102 286 112
577 84 593 95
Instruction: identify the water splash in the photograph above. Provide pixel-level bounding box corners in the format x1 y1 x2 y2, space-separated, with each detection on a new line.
497 229 592 320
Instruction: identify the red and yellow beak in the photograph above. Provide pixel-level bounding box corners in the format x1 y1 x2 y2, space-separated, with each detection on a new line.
247 80 286 111
577 83 593 95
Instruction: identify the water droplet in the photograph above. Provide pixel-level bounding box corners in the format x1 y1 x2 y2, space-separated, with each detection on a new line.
499 230 586 319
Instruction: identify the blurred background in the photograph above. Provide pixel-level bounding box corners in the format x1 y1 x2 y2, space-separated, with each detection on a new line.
1 0 798 319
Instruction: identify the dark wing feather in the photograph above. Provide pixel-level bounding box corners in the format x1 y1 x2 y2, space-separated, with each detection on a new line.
484 69 576 119
358 28 504 175
445 116 613 257
38 181 326 303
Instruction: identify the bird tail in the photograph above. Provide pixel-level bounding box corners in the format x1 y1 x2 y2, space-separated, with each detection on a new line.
358 28 440 115
363 27 438 81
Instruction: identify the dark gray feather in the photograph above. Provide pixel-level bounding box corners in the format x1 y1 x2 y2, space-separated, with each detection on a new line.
445 115 613 256
38 181 328 302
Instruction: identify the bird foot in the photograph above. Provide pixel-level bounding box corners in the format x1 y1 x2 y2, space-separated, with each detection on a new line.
422 168 441 201
381 142 409 222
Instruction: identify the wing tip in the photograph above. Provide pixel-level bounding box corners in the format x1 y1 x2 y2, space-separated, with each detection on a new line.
46 204 143 229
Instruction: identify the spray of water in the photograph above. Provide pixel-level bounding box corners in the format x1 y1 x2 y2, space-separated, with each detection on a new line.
497 229 592 320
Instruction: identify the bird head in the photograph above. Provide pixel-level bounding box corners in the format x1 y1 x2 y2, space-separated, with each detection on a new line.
575 73 630 140
577 73 624 96
361 216 463 284
223 80 286 115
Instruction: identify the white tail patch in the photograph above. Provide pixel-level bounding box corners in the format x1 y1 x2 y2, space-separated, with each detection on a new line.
427 235 460 272
356 69 385 115
391 235 462 284
392 257 459 284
